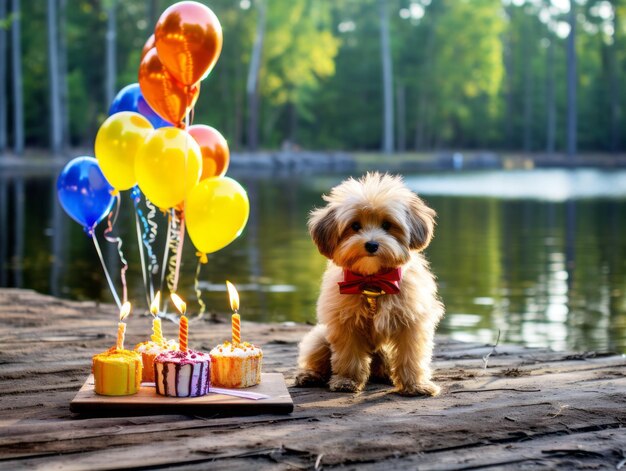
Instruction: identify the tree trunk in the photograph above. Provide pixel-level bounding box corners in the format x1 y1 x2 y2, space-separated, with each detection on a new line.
609 1 620 152
546 33 556 155
414 17 435 151
105 0 117 111
148 0 158 29
11 0 23 156
0 0 7 156
566 2 577 157
522 15 533 152
396 83 405 152
47 0 62 156
379 0 394 154
246 0 266 151
504 6 514 148
234 54 243 150
59 0 69 152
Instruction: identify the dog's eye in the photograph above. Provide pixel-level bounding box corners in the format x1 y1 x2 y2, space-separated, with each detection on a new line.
382 221 392 231
351 222 362 232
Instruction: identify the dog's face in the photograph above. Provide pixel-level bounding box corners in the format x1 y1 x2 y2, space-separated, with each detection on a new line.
308 172 436 275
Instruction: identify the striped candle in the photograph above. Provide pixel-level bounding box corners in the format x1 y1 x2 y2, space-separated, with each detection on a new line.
226 281 241 345
171 293 188 352
116 302 131 350
179 315 188 353
150 291 163 343
152 317 163 344
116 321 126 351
232 313 241 345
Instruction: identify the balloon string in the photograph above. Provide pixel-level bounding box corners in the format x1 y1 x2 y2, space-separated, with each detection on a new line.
161 209 172 291
194 258 206 320
103 193 128 303
172 210 185 293
166 210 181 293
159 209 173 314
134 211 150 308
131 187 158 302
92 233 122 310
145 198 159 273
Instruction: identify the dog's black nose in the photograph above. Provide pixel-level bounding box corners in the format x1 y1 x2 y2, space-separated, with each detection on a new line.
365 241 379 253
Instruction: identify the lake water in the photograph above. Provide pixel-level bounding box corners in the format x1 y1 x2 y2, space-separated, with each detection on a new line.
2 167 625 353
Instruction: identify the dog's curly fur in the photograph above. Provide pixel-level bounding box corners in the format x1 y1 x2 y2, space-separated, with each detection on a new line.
295 172 444 396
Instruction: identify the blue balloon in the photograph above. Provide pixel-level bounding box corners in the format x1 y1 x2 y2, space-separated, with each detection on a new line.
57 157 115 235
108 83 172 129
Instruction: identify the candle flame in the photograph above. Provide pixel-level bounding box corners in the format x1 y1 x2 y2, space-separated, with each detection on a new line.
150 291 161 317
226 281 239 312
170 293 187 315
119 302 131 322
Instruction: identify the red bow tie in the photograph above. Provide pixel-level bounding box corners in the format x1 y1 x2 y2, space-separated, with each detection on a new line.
338 268 402 295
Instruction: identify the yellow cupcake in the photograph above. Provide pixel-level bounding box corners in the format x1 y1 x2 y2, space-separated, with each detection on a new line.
92 347 142 396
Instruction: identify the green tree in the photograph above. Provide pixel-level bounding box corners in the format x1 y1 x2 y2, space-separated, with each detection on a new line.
428 0 505 148
259 0 339 147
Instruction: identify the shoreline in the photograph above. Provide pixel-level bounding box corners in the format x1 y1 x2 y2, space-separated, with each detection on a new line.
2 150 626 177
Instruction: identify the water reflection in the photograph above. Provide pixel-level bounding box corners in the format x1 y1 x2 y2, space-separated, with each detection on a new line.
1 169 625 353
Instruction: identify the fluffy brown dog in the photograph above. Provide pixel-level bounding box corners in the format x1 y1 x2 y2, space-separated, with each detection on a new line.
295 172 444 396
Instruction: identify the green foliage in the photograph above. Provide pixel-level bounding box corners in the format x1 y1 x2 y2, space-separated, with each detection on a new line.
6 0 626 152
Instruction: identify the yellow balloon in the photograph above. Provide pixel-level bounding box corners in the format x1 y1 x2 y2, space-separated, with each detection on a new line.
95 112 153 191
186 177 250 259
134 128 202 209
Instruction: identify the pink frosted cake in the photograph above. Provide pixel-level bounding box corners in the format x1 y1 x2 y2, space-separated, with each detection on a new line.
154 350 211 397
209 342 263 388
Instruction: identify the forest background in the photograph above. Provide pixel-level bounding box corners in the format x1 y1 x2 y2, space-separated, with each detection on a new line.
0 0 621 157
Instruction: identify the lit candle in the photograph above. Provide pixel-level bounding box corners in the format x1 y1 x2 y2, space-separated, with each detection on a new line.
171 293 188 352
116 302 131 351
226 281 241 345
150 291 163 344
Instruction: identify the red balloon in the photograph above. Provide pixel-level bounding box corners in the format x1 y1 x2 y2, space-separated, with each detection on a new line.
188 125 230 179
154 1 223 86
138 47 199 128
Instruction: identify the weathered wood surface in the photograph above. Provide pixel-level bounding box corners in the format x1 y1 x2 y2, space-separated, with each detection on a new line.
0 288 625 470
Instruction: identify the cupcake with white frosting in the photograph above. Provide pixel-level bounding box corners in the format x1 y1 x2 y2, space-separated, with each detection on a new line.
209 341 263 388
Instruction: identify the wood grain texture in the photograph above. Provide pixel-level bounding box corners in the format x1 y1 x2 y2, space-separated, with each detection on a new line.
69 373 293 416
1 288 625 470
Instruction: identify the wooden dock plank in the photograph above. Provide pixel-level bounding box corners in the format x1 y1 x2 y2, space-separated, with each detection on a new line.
0 288 625 470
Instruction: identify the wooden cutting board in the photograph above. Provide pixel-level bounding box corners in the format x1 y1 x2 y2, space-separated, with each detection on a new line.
70 373 293 416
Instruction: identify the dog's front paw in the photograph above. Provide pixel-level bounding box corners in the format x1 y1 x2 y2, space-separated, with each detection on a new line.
329 375 362 393
396 380 441 397
294 369 326 387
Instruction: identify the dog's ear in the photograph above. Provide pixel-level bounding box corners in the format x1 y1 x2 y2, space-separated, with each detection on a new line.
407 194 436 251
308 206 338 259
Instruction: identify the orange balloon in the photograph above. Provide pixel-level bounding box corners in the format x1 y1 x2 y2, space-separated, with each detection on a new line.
138 47 199 128
141 34 155 60
188 125 230 179
154 1 223 86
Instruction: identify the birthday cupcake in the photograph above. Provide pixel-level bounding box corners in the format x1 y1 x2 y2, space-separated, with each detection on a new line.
134 338 178 383
92 302 142 396
211 281 263 388
209 341 263 389
153 293 211 397
154 349 211 397
93 347 143 396
134 291 179 383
